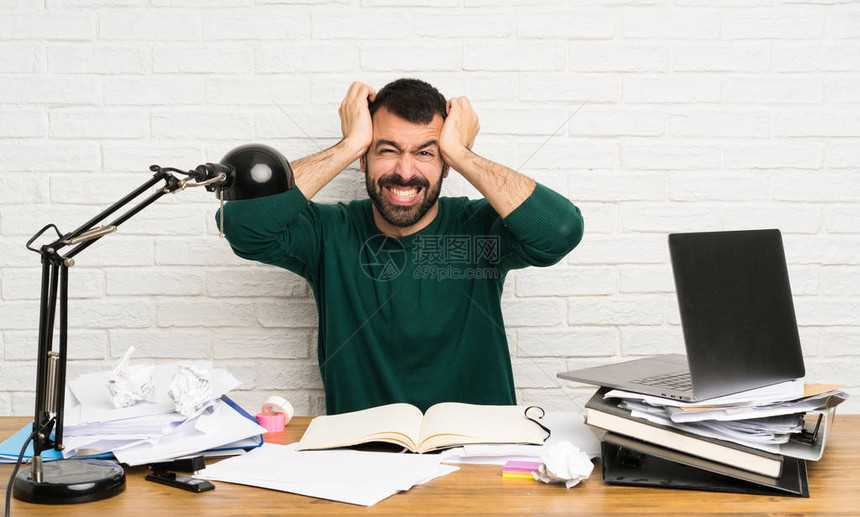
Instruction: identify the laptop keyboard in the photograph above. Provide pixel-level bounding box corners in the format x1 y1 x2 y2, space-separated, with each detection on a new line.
631 371 693 392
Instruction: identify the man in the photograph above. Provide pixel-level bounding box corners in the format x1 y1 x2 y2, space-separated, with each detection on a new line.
219 79 583 414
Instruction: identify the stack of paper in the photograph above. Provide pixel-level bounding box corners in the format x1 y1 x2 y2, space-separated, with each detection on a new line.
440 411 601 465
198 443 459 506
602 382 848 461
0 361 266 466
582 381 849 497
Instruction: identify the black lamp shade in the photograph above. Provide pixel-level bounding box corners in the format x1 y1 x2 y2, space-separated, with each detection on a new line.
220 143 294 201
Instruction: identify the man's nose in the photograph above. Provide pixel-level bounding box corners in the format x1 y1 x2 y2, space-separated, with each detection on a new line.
392 153 418 180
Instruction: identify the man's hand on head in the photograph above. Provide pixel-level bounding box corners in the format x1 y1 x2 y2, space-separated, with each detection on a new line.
290 81 376 199
339 81 376 159
437 95 534 217
440 96 480 171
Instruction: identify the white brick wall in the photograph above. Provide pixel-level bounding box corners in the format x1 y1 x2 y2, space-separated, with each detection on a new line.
1 2 858 418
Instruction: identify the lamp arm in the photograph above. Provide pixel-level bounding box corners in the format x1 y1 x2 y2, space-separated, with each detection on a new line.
35 169 180 259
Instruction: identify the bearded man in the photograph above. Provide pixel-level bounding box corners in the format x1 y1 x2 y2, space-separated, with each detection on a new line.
218 78 583 414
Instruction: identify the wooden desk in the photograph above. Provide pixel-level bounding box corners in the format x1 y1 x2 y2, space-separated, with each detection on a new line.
2 415 859 516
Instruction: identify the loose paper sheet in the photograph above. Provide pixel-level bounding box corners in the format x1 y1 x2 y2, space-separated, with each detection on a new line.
199 443 458 506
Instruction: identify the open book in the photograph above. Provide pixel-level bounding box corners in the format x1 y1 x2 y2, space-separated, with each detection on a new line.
295 403 546 453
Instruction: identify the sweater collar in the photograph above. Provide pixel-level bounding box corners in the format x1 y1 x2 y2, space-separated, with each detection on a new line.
365 198 446 243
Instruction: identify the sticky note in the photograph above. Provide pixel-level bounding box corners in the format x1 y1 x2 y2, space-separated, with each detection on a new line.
502 471 536 479
502 460 541 480
503 460 541 472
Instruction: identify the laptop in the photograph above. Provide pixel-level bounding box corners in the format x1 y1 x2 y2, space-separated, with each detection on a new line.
557 229 806 402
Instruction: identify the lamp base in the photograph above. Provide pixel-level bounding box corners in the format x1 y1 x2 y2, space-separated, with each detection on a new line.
13 459 126 505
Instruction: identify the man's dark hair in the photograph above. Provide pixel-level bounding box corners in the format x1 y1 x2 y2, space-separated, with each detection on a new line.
369 78 447 124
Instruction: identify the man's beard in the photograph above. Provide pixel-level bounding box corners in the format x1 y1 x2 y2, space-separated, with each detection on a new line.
365 169 444 228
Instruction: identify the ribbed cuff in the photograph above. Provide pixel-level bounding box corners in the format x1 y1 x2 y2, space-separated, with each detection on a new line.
502 183 573 241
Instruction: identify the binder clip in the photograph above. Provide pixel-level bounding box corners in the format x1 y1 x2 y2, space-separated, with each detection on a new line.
790 413 823 446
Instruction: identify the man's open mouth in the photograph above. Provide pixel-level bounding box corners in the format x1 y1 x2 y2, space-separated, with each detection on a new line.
383 185 424 206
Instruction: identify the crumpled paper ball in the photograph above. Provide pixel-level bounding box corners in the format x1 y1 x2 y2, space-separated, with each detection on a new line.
108 346 155 408
168 363 214 416
534 440 595 489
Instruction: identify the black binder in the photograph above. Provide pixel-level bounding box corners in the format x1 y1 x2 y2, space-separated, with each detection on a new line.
600 433 809 498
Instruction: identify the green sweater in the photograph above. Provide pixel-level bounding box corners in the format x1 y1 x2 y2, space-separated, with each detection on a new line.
218 183 583 414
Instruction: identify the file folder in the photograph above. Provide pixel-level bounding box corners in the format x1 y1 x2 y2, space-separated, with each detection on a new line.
600 433 809 497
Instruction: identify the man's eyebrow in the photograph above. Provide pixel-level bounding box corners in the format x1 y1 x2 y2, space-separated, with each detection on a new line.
375 139 402 150
415 139 439 151
374 139 439 151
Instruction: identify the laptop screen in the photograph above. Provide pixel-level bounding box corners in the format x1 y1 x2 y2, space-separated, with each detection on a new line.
669 229 806 399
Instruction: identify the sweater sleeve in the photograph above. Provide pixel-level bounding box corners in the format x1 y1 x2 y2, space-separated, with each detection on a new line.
216 187 323 281
495 183 584 272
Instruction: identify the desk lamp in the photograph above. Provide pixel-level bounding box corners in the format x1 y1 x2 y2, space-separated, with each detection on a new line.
10 144 293 505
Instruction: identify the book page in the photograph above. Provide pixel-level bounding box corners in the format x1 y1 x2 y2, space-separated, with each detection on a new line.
417 403 545 453
296 403 424 451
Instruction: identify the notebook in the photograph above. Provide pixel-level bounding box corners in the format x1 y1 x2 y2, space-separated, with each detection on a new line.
557 229 806 402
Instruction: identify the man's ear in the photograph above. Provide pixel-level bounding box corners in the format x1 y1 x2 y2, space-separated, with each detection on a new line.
360 153 367 173
442 163 449 179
